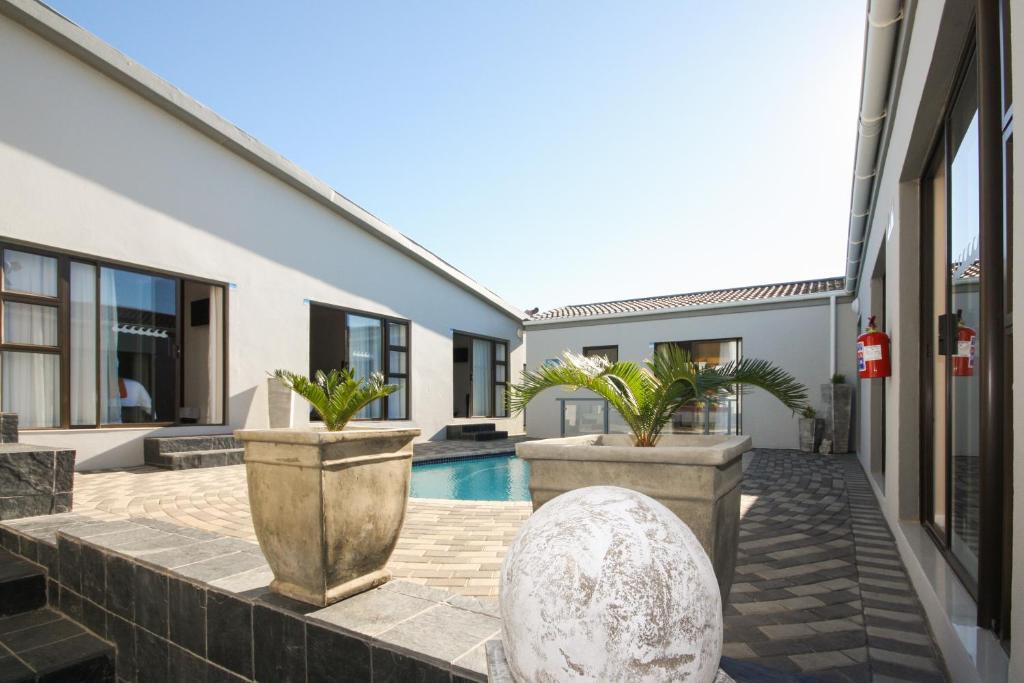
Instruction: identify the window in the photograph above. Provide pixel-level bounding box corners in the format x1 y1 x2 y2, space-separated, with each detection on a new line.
653 338 742 435
0 244 226 428
452 332 508 418
308 303 409 421
583 345 618 363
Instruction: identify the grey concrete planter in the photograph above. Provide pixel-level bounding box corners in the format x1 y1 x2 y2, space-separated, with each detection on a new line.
798 418 824 452
235 426 419 606
821 384 854 455
516 433 751 602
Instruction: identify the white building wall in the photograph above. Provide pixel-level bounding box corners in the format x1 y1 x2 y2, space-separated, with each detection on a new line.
524 299 858 451
0 11 524 469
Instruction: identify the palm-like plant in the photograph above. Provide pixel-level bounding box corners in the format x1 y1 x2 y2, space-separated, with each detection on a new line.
273 369 397 431
509 345 807 447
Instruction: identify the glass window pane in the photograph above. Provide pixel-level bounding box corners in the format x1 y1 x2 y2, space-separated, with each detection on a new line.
2 250 57 297
348 315 382 419
389 350 407 374
3 302 58 346
388 376 407 419
71 263 97 425
1 351 59 427
495 364 506 383
388 323 407 347
495 384 507 417
99 267 177 423
495 342 506 362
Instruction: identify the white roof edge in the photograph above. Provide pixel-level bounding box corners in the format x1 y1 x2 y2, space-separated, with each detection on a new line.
524 290 850 327
1 0 526 323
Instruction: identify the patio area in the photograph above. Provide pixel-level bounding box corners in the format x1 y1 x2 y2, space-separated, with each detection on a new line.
64 448 948 681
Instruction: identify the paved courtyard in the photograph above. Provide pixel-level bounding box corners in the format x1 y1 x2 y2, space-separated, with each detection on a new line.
70 449 947 681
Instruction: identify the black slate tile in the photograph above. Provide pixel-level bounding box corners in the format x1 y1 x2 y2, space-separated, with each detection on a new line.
169 644 207 682
0 608 61 635
82 598 106 638
371 647 450 683
58 537 82 592
253 604 305 683
0 652 33 683
106 554 135 620
81 543 106 606
4 616 82 653
206 664 248 683
23 632 114 682
169 577 206 656
0 572 45 617
37 543 57 577
306 622 371 683
207 590 252 678
107 615 135 678
54 451 75 494
58 585 84 623
134 564 169 637
135 626 169 683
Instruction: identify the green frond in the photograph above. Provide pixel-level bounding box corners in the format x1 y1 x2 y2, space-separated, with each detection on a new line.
272 368 398 431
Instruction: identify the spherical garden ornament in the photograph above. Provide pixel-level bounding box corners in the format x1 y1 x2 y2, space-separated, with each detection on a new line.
499 486 723 683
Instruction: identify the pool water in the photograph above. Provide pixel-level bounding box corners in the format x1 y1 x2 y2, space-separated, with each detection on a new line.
410 453 530 501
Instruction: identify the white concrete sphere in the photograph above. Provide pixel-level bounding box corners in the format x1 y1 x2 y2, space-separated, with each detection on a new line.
500 486 723 683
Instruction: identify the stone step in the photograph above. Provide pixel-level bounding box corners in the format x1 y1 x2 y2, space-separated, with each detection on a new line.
0 444 75 521
0 607 115 682
463 430 509 442
0 548 45 617
144 447 245 470
143 434 241 457
445 423 498 439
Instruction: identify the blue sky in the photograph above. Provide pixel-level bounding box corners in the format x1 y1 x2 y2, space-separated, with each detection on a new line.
46 1 866 312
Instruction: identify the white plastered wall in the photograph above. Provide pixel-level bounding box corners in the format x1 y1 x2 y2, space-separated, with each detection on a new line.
0 13 525 469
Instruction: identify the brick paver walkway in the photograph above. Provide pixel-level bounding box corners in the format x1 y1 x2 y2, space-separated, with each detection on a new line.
71 449 947 681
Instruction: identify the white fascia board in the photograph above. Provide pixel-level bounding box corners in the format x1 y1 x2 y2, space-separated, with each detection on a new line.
524 291 850 327
1 0 526 324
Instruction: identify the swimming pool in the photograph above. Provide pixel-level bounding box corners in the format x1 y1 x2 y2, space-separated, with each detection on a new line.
410 453 531 501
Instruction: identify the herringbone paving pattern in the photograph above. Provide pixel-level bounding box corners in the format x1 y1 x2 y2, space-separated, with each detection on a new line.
724 450 948 682
70 449 948 679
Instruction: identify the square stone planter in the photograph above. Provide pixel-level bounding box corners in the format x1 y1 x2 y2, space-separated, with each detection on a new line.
798 417 824 452
821 384 854 454
235 426 419 606
516 433 751 602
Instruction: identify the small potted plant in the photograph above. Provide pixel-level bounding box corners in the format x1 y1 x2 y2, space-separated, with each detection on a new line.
236 369 419 606
821 373 853 455
797 406 823 452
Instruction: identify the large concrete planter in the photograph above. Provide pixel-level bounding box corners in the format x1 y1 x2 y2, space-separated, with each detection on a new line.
235 426 419 606
798 417 824 452
821 384 853 454
516 433 751 602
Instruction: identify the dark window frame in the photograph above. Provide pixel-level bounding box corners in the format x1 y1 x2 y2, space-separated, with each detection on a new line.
0 241 229 430
308 301 411 421
453 330 509 419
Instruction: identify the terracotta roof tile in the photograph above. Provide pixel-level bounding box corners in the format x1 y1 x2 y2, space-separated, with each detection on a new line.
531 276 845 321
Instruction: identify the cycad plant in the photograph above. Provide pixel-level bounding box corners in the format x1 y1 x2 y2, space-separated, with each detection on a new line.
273 369 397 431
509 345 807 447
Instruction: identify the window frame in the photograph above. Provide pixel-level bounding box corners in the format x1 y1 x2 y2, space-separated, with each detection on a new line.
653 337 743 435
454 330 509 419
308 301 411 422
0 241 229 430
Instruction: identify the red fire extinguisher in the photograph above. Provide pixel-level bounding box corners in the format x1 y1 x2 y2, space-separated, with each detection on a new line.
952 311 977 377
857 315 891 379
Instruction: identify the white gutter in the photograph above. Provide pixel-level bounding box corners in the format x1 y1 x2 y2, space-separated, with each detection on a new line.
846 0 903 293
525 289 848 327
0 0 526 323
829 294 837 376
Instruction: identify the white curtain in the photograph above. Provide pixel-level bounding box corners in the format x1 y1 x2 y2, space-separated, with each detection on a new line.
70 263 97 425
471 339 492 416
1 251 60 427
348 315 381 419
206 285 224 423
99 268 122 423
